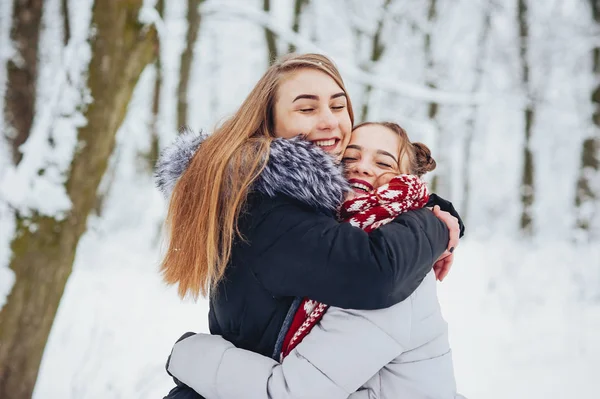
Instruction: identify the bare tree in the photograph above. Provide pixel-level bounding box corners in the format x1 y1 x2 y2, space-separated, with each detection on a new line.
263 0 278 64
0 2 157 398
574 0 600 238
517 0 536 235
424 0 445 194
461 3 493 222
152 0 164 124
145 0 165 173
358 0 392 122
61 0 70 45
177 0 204 129
3 0 44 165
288 0 309 53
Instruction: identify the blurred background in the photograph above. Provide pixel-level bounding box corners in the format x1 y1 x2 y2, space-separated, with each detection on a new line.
0 0 598 398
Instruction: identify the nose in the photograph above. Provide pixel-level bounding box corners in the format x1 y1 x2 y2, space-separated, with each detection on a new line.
350 160 374 177
317 108 339 131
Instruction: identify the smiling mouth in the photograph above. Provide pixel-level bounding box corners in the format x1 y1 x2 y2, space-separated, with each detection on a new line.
348 179 374 194
311 138 340 152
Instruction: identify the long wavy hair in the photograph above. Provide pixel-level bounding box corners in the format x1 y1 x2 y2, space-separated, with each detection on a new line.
161 54 354 299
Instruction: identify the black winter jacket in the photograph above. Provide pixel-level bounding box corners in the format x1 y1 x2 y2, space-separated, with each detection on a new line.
209 193 450 358
156 132 462 398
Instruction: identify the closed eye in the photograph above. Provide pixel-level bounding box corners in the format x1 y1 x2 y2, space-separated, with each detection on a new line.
377 162 392 168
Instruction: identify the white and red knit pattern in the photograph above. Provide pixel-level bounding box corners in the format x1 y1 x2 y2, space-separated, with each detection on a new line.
280 302 328 360
280 175 430 360
339 174 430 233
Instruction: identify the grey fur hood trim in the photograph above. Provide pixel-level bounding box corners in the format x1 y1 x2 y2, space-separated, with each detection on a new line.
154 129 350 212
154 127 209 198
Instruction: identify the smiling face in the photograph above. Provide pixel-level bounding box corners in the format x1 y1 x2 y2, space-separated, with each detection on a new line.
343 124 411 196
273 68 352 159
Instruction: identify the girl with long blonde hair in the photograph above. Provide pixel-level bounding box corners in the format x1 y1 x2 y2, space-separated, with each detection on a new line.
156 53 462 398
165 122 463 399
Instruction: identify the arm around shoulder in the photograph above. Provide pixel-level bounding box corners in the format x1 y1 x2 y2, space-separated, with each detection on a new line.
251 197 448 310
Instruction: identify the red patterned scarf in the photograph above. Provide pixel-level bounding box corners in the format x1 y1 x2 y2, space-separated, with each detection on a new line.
280 174 430 360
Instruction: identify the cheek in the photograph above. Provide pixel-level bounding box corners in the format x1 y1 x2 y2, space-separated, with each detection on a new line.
275 112 308 139
339 113 352 147
288 116 323 141
375 172 396 188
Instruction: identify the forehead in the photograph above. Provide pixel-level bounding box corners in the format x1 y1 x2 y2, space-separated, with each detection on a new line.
277 68 343 100
349 125 400 151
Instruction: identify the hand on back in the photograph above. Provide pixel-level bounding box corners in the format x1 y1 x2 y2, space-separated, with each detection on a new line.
430 205 459 282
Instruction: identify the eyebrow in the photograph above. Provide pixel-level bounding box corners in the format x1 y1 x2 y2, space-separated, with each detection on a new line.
346 145 398 163
377 150 398 163
292 92 346 102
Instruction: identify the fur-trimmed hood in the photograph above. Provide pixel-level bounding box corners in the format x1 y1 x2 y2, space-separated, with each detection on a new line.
154 129 350 212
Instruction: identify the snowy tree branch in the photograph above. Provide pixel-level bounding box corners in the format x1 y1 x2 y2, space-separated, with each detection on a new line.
200 1 486 106
139 3 167 40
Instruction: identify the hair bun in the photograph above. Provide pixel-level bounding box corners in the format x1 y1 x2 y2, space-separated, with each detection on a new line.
412 142 436 176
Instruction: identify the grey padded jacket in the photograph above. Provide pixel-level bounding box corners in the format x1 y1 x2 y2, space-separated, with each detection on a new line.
167 272 460 399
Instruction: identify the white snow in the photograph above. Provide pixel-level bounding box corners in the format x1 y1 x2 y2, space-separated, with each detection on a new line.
0 0 597 398
0 0 16 296
439 239 600 398
31 237 600 398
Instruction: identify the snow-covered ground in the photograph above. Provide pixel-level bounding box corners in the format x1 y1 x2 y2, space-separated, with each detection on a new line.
1 0 598 398
439 239 600 398
28 63 600 398
32 232 600 398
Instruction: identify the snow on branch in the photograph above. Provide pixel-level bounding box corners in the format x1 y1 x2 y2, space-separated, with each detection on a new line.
139 2 166 41
200 1 485 106
0 0 94 218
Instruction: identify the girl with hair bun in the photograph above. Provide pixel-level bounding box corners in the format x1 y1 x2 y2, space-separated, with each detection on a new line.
165 120 463 399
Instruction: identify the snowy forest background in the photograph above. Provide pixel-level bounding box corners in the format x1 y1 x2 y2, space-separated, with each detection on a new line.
0 0 599 398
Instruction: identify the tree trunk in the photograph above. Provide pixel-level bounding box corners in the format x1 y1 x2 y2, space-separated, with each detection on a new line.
461 4 492 223
574 0 600 237
0 2 157 398
518 0 535 235
359 0 391 123
424 0 438 124
61 0 70 45
424 0 443 193
288 0 309 53
3 0 44 165
146 0 165 173
263 0 278 64
177 0 203 129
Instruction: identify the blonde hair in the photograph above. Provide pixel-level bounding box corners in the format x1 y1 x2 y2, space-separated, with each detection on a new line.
162 54 354 299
